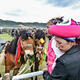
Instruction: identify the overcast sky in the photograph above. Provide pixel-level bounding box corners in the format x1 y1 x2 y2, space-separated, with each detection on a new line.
0 0 80 22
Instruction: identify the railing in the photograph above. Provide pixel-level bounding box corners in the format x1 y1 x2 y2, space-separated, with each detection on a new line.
12 71 43 80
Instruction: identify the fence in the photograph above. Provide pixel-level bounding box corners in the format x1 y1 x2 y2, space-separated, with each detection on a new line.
12 71 43 80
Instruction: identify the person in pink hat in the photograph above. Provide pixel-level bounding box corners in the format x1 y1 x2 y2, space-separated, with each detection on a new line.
46 17 64 74
43 21 80 80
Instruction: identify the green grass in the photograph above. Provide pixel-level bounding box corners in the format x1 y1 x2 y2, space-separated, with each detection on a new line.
0 33 14 41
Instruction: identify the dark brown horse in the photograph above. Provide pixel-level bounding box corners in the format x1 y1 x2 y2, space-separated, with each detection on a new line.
5 30 34 75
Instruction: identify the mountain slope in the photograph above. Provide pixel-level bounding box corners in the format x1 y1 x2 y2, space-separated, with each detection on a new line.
0 19 46 28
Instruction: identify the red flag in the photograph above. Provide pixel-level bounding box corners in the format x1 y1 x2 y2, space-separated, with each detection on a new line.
15 37 21 64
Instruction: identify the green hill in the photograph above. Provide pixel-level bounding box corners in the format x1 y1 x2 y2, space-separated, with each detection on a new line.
0 19 46 28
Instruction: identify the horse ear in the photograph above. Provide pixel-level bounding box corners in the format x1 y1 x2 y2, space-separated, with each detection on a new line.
71 18 77 25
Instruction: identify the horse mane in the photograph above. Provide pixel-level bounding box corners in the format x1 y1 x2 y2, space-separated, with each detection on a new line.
21 29 33 40
5 37 18 55
35 29 45 40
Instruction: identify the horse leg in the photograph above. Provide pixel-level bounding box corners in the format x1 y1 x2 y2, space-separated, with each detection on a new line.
13 66 20 75
5 53 15 73
13 62 22 75
35 61 39 80
13 68 20 75
31 65 33 80
5 66 12 73
5 57 13 73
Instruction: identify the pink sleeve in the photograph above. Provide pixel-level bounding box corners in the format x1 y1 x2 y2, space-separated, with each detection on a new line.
47 39 56 74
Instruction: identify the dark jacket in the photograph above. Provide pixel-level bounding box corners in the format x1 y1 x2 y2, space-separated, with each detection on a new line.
43 45 80 80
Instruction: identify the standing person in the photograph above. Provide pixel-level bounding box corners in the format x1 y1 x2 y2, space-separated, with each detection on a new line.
43 24 80 80
46 17 64 74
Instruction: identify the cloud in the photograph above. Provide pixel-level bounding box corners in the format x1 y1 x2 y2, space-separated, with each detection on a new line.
46 0 80 7
4 9 24 17
0 0 80 22
71 1 80 9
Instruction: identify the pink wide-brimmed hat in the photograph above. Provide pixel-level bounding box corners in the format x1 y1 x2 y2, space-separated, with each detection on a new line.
48 25 80 37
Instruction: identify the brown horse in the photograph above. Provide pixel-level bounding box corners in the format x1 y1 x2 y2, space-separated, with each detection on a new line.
34 29 46 80
5 30 34 75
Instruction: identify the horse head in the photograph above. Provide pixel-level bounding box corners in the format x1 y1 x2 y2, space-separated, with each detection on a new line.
20 30 34 60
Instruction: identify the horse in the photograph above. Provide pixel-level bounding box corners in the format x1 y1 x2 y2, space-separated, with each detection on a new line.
5 30 34 76
34 29 47 80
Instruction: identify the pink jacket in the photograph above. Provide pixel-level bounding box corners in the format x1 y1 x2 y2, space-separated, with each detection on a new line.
47 38 56 74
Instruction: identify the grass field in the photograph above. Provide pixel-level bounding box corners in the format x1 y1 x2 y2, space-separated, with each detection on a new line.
0 33 14 41
0 33 14 77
